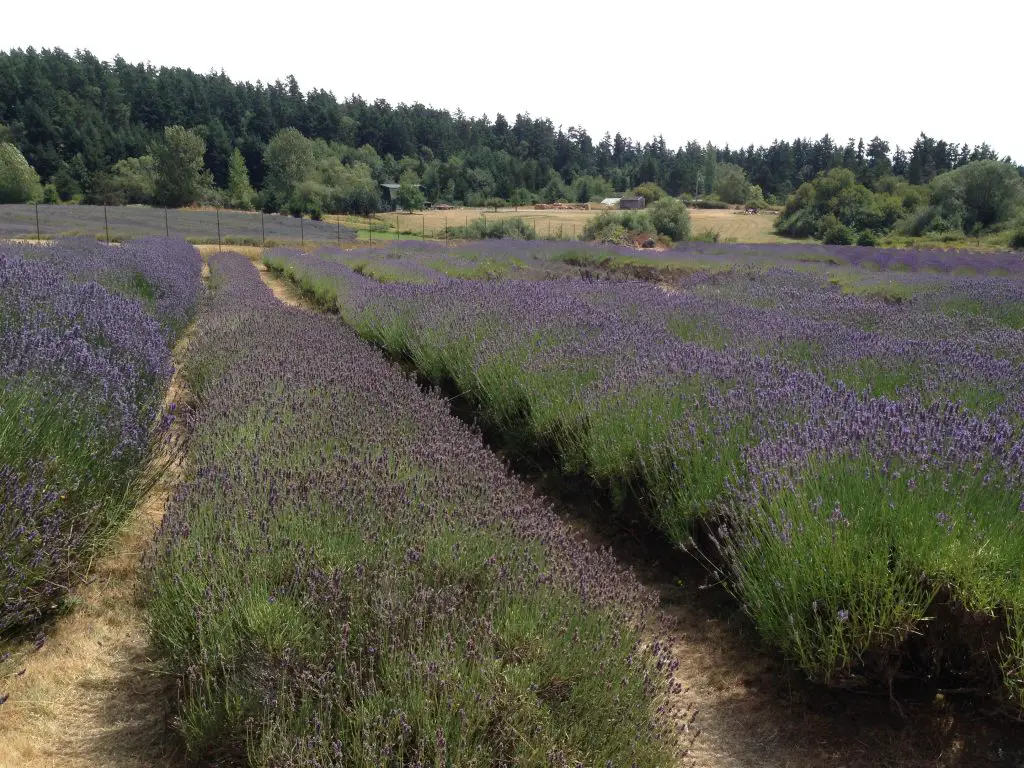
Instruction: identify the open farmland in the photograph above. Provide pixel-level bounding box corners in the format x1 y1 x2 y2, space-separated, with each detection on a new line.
266 240 1024 716
334 206 791 243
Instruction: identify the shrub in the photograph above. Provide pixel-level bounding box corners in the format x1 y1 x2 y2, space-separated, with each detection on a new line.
582 211 652 244
449 216 536 240
0 142 43 203
648 197 691 241
397 182 425 211
1010 221 1024 250
931 160 1024 232
691 199 729 209
630 182 667 203
289 180 330 218
818 214 854 245
856 229 878 247
745 184 767 210
775 168 881 239
692 228 720 243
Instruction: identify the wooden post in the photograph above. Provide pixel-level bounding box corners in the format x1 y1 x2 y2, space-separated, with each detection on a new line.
396 214 399 241
300 215 304 247
216 208 222 251
368 215 372 244
34 203 40 242
165 207 169 237
445 217 448 246
422 216 425 241
104 205 110 244
261 211 265 246
337 217 341 246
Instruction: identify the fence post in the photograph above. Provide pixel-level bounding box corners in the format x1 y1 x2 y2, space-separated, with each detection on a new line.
422 216 425 241
445 217 448 246
300 216 304 247
104 205 110 244
396 214 399 241
261 211 266 246
165 208 169 237
368 215 372 244
216 208 222 252
35 203 40 242
337 217 341 247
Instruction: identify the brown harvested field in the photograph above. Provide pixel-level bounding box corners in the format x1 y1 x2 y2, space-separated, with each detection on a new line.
335 206 793 244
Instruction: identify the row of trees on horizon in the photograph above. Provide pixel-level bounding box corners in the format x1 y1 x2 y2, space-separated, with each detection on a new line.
1 47 1022 245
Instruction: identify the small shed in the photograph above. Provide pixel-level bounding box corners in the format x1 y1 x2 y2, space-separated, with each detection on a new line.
380 182 426 211
619 196 645 210
380 183 401 210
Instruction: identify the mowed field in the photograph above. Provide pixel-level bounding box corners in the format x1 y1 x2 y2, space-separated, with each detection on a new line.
337 206 791 243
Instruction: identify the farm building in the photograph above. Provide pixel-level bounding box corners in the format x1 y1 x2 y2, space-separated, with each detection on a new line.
380 182 424 211
600 197 621 207
619 196 645 210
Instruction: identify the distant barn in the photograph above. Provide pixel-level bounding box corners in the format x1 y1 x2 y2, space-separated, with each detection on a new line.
619 196 645 210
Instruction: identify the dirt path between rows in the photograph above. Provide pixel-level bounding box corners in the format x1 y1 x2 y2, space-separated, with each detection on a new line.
255 261 1024 768
0 325 195 767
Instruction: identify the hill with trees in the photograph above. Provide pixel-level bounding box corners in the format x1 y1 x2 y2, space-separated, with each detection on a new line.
1 47 1022 245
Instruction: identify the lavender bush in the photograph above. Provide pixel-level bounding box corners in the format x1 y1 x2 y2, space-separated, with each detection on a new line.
266 244 1024 707
0 238 200 635
146 252 681 765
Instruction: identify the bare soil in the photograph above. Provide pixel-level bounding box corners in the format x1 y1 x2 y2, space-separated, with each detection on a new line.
0 328 194 767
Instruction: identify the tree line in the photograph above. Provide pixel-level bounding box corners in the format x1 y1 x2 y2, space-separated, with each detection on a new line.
1 47 1022 245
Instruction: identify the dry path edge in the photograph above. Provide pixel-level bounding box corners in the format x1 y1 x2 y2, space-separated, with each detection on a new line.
0 277 204 768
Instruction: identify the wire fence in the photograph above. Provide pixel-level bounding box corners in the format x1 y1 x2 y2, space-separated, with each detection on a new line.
0 204 356 247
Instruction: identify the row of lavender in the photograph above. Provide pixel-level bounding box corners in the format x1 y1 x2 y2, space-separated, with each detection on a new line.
144 251 683 765
0 238 201 636
312 238 1024 280
266 246 1024 708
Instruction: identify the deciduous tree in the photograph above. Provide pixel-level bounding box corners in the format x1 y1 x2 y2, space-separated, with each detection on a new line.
153 126 209 207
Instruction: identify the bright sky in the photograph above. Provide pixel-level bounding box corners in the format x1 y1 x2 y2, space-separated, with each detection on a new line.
4 0 1022 162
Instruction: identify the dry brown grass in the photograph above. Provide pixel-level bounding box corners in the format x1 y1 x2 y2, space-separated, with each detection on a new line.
330 206 792 245
0 329 194 768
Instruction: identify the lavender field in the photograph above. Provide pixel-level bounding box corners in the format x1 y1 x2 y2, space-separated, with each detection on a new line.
0 238 201 635
4 233 1022 762
147 252 681 765
0 204 356 247
266 241 1024 710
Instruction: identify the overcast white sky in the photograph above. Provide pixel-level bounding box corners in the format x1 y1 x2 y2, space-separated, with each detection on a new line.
3 0 1022 161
